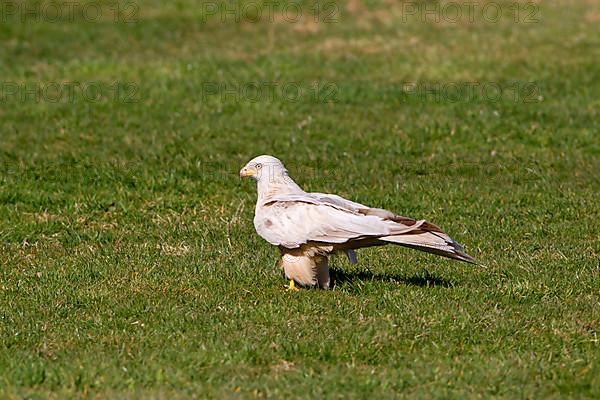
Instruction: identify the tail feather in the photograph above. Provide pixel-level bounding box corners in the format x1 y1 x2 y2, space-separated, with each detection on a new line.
350 209 475 264
381 230 476 264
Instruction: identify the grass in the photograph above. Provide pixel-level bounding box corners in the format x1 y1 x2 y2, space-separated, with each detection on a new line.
0 0 599 398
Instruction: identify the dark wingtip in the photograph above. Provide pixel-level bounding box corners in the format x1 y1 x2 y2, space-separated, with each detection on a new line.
448 240 477 264
455 251 477 264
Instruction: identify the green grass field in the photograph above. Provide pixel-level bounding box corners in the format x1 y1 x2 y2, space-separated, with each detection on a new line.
1 0 599 398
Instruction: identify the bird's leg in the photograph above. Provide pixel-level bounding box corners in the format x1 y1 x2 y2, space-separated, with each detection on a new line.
315 255 331 289
286 279 300 291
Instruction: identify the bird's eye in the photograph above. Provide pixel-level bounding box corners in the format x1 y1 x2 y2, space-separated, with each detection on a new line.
256 163 262 169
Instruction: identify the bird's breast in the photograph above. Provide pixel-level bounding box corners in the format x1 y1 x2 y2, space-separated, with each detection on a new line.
253 210 278 244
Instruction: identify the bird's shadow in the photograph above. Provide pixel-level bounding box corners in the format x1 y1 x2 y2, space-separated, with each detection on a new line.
330 268 455 288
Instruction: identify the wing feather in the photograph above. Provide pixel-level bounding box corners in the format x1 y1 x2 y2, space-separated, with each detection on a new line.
255 195 421 248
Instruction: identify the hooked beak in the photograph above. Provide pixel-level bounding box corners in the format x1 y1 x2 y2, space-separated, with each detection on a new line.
239 166 256 178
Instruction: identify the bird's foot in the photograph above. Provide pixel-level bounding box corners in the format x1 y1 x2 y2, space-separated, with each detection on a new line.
285 280 300 291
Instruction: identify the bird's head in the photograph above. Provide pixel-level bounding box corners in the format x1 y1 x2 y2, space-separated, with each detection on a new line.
240 155 303 198
239 155 287 182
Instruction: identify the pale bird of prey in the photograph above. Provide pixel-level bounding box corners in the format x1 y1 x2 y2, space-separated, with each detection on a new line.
240 155 475 290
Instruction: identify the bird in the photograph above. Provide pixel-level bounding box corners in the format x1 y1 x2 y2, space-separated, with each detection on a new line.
239 155 475 290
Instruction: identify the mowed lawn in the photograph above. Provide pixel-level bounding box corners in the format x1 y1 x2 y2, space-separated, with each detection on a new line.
0 0 599 398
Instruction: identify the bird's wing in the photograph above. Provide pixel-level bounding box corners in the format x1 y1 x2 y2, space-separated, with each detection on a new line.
255 193 475 263
254 194 421 248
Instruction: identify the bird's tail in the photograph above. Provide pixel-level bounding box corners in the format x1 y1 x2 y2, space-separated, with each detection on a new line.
381 222 476 264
